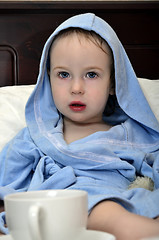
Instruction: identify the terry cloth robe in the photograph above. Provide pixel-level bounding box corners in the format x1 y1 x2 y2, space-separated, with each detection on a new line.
0 13 159 234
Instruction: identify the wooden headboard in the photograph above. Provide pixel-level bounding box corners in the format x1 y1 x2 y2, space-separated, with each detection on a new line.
0 1 159 87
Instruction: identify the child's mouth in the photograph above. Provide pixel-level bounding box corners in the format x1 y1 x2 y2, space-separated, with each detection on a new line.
69 101 86 112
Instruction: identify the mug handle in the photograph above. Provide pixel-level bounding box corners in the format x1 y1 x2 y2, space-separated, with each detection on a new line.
28 204 42 240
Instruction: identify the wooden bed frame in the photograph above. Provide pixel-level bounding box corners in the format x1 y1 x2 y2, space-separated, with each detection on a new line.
0 1 159 87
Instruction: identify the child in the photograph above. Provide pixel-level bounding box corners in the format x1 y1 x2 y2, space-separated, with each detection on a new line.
0 13 159 239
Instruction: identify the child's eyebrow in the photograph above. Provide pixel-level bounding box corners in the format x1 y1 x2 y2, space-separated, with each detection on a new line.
52 66 69 71
84 66 103 71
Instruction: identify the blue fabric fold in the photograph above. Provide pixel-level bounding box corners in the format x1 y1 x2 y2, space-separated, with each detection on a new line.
0 13 159 234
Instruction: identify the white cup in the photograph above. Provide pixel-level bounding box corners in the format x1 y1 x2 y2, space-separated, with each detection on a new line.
4 189 116 240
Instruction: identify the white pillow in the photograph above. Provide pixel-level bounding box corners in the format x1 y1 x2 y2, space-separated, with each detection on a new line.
138 78 159 122
0 79 159 152
0 85 34 151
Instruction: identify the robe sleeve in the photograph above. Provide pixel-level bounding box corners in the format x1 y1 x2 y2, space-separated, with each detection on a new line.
0 128 44 198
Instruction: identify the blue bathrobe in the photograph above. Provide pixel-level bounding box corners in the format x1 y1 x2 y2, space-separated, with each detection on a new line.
0 13 159 234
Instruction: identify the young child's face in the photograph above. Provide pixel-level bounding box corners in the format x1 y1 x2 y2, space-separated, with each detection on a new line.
50 33 114 125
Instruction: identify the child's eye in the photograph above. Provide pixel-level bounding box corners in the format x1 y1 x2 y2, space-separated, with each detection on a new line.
58 71 70 79
86 72 98 79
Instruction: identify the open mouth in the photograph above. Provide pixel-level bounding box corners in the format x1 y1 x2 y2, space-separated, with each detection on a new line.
69 101 86 112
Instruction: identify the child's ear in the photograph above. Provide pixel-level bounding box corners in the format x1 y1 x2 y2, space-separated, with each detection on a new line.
109 85 115 96
109 72 115 95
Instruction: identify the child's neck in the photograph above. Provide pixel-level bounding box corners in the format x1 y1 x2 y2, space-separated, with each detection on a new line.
63 118 112 144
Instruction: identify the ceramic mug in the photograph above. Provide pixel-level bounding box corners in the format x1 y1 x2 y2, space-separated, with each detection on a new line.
4 189 115 240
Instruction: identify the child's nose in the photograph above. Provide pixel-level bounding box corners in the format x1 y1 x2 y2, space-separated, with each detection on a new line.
71 79 84 95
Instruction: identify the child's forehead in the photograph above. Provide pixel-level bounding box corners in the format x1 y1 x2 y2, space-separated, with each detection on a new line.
50 29 112 57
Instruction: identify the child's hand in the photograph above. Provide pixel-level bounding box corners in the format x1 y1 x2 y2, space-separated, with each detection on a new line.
87 200 159 240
